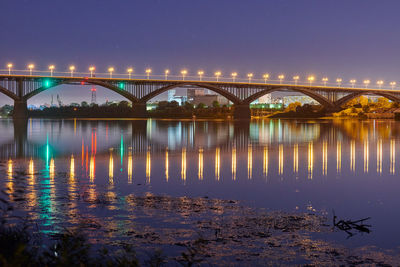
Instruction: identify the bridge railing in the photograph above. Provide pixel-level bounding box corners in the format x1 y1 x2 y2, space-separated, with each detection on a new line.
0 68 398 90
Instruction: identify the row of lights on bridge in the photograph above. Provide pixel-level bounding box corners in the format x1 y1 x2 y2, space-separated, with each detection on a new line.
3 63 397 89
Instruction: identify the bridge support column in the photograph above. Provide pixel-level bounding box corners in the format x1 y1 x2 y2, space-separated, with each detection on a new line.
13 99 28 119
233 104 251 120
13 118 28 158
132 102 147 118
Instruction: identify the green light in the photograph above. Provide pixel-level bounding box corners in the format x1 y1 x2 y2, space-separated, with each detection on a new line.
119 82 124 89
120 134 124 172
46 134 49 169
44 80 51 88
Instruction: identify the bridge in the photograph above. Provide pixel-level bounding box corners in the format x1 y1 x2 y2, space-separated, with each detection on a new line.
1 74 400 119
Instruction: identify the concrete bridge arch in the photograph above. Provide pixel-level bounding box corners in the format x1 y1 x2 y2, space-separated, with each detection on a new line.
334 91 400 108
242 86 336 109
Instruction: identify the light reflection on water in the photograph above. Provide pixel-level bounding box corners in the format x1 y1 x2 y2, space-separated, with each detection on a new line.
1 118 400 249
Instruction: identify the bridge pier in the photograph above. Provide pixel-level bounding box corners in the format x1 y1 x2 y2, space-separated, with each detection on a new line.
132 102 148 118
13 118 28 158
13 100 28 119
233 104 251 120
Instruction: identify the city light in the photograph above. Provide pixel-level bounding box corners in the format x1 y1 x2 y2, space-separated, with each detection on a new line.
108 67 114 78
69 65 75 77
2 64 399 91
322 77 328 86
293 75 299 85
247 73 253 83
307 75 315 86
336 78 342 87
350 79 356 88
181 69 187 80
7 63 13 75
363 79 370 88
28 64 35 76
278 74 284 84
198 70 204 81
145 68 152 79
127 68 133 79
89 66 95 77
44 79 51 88
263 73 270 83
231 72 238 82
377 80 384 89
48 65 55 76
214 71 221 82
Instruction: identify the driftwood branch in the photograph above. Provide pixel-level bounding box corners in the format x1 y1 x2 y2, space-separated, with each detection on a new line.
332 210 371 238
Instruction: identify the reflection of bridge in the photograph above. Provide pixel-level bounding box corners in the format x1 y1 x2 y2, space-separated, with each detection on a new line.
0 119 331 159
2 75 400 119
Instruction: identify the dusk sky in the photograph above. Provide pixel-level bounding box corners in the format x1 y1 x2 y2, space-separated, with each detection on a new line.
1 0 400 105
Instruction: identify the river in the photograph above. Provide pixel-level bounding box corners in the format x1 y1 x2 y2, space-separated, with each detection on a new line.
1 118 400 263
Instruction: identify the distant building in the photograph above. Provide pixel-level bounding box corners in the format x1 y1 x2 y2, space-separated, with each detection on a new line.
282 95 317 107
258 93 272 104
168 90 176 102
187 88 229 106
28 104 38 110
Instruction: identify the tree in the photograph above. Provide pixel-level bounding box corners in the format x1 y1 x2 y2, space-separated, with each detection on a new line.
118 100 130 108
183 102 194 110
81 101 89 107
157 101 169 110
285 102 301 112
359 96 369 106
196 103 205 109
376 97 390 108
212 100 220 108
167 101 179 108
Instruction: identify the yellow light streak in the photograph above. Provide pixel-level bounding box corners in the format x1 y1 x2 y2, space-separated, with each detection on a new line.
198 148 204 180
308 142 313 179
215 147 221 180
181 147 187 181
247 145 252 179
364 140 369 173
337 140 341 174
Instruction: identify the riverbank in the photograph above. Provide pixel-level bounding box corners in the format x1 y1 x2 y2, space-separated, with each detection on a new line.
1 184 399 266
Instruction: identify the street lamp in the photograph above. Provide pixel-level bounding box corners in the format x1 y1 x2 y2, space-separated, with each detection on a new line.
293 75 299 85
322 77 328 86
231 72 238 82
247 73 253 83
127 68 133 79
145 68 152 79
164 69 169 80
307 76 315 86
336 78 342 87
108 67 114 78
7 63 13 75
350 79 356 88
376 80 384 89
69 65 75 77
89 66 95 77
278 74 284 84
181 69 187 80
390 81 396 89
198 70 204 81
49 65 55 77
28 64 35 76
363 80 370 88
214 71 221 82
263 73 270 83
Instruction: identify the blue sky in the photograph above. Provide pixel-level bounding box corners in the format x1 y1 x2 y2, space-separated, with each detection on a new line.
1 0 400 105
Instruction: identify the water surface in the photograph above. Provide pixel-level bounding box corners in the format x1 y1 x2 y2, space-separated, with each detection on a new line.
1 118 400 251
